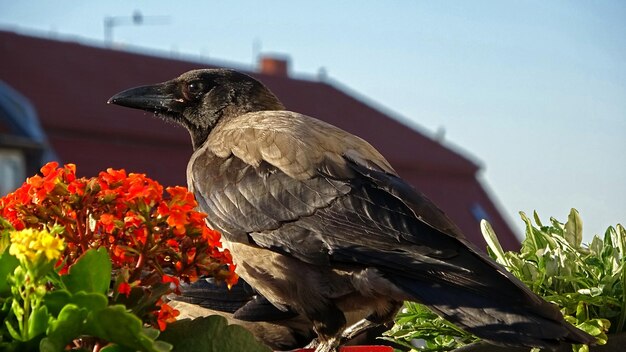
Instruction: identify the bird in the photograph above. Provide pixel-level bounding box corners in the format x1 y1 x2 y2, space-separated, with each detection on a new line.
108 68 595 351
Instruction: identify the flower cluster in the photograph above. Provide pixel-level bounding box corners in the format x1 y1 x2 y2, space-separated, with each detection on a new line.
9 228 65 263
0 162 237 330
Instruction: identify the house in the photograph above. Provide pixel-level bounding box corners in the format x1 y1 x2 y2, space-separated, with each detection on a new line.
0 30 518 249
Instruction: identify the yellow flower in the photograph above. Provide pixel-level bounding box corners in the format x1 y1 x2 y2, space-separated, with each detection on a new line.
9 228 65 263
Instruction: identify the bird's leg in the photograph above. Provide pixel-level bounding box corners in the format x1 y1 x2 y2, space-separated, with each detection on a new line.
341 318 380 340
314 336 341 352
342 301 403 341
303 338 320 349
307 304 346 352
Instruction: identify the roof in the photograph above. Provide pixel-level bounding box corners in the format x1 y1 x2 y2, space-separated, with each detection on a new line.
0 30 518 250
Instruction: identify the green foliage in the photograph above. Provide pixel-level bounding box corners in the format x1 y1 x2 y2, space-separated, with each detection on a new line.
384 209 623 352
61 247 111 294
0 236 171 352
0 246 19 297
483 209 623 351
159 315 271 352
51 250 172 351
382 302 478 351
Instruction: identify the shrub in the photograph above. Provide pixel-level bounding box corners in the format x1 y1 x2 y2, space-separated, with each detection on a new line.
384 209 623 352
0 162 242 351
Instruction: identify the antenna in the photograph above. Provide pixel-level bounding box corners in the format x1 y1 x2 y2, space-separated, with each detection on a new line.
252 38 262 67
104 10 169 46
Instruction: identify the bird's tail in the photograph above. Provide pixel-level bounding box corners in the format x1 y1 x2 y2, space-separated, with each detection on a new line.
387 248 596 348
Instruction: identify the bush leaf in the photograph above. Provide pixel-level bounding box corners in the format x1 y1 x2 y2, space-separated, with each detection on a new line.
564 208 583 248
0 248 19 296
40 304 88 352
84 305 171 352
62 248 111 294
159 315 271 352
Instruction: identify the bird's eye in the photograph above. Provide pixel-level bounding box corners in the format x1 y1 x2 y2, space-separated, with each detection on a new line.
182 81 205 101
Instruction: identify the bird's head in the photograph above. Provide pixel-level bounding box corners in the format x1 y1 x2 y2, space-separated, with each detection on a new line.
108 69 285 149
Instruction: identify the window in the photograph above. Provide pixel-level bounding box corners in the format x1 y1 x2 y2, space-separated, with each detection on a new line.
471 202 491 223
0 148 25 196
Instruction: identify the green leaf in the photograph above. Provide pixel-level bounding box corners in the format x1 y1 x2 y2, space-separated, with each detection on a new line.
43 290 107 318
40 304 88 352
116 282 171 317
5 319 22 341
100 346 127 352
70 291 108 312
143 327 161 340
42 290 72 316
62 248 111 294
564 208 583 248
577 320 604 336
480 220 506 265
159 315 271 352
533 211 543 227
28 305 49 339
84 305 171 352
0 248 19 296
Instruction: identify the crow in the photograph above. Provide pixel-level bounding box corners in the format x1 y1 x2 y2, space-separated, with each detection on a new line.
108 69 595 351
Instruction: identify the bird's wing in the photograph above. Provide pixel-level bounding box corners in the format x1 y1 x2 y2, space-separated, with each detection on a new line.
189 111 477 270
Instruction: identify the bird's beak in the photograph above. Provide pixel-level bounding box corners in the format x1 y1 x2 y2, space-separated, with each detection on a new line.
107 82 181 113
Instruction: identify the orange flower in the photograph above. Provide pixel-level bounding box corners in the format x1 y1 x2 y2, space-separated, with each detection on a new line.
99 168 127 188
225 270 239 289
165 239 179 249
40 161 59 176
118 282 131 297
156 301 179 331
132 228 147 245
202 228 222 248
167 207 188 236
167 186 196 206
67 180 85 195
162 274 180 287
156 201 169 217
99 213 116 233
62 163 77 182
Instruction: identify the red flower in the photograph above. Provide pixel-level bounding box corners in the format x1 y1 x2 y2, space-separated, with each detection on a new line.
118 282 131 297
55 259 69 276
166 239 179 249
63 163 77 182
99 168 127 189
202 227 222 247
155 301 180 331
132 228 147 245
157 201 170 217
40 161 59 176
225 267 239 289
167 207 188 236
99 213 116 233
162 274 180 287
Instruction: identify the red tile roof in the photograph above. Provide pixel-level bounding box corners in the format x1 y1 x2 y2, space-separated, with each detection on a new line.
0 30 518 249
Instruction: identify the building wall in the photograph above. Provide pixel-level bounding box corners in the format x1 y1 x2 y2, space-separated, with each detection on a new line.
0 30 519 250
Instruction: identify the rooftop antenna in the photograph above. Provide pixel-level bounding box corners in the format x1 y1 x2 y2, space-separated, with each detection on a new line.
252 38 262 67
104 10 169 46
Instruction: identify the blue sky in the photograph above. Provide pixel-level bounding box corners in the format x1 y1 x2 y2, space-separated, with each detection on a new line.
1 1 625 242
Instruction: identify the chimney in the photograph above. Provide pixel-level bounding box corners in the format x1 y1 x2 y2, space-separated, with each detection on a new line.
258 55 290 77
